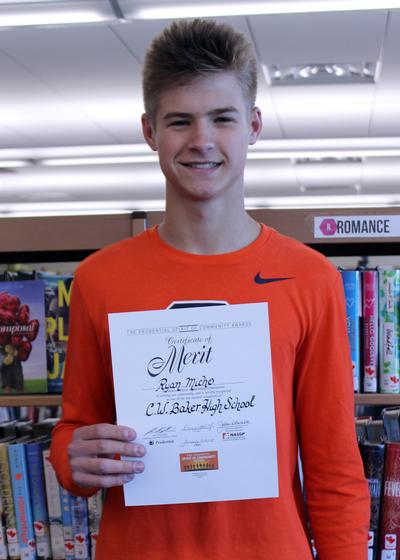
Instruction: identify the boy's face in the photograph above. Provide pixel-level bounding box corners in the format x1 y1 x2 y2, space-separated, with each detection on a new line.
142 72 262 204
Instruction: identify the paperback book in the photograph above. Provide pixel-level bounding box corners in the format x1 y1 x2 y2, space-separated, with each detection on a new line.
340 269 362 392
37 273 73 394
379 268 400 394
0 281 47 394
363 270 379 393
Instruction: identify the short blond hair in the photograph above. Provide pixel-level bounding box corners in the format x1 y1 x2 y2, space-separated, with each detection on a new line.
143 19 258 121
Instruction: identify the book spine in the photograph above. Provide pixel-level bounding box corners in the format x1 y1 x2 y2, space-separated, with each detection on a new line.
379 442 400 559
71 496 89 559
59 488 74 559
39 275 73 394
87 491 103 560
359 442 385 560
25 443 51 559
341 270 362 392
42 447 65 560
363 270 379 393
8 443 36 560
0 494 9 560
379 269 400 393
0 444 20 559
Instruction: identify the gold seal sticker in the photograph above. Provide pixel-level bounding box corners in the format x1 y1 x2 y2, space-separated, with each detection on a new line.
180 451 219 472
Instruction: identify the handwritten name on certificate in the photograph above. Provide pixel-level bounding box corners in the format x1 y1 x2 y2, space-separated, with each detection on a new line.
108 302 278 507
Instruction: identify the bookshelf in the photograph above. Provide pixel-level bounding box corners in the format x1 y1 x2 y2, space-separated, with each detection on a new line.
1 207 400 406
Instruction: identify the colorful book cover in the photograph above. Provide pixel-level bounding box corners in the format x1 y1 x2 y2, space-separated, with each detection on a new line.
379 268 400 394
0 280 47 394
88 491 103 559
379 442 400 560
7 442 36 559
59 487 74 559
71 495 89 559
0 442 20 559
42 446 65 560
25 441 52 559
363 270 379 393
0 492 8 560
359 441 385 560
37 273 73 394
340 270 362 392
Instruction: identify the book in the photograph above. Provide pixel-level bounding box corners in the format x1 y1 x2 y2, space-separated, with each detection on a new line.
379 442 400 559
42 446 65 560
8 441 36 559
363 270 379 393
0 442 20 559
340 270 362 392
37 273 73 394
87 491 103 560
379 268 400 394
0 493 9 560
0 280 47 394
25 440 52 559
59 487 74 559
383 408 400 443
359 441 385 560
71 495 89 560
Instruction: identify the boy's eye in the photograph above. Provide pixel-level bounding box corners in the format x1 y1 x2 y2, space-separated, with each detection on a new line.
215 116 234 123
168 120 190 127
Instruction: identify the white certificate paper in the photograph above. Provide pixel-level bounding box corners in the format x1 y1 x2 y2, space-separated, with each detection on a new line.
108 302 278 506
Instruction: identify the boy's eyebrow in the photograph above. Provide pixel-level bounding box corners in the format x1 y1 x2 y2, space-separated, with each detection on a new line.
163 107 239 120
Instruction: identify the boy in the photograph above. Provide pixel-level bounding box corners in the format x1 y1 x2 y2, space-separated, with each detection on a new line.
50 19 370 559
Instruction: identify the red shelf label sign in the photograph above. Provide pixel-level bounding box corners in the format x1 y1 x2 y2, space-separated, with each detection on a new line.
314 215 400 239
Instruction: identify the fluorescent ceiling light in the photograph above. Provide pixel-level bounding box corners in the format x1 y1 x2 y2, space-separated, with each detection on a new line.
0 160 29 168
41 155 159 166
246 194 400 209
132 1 400 19
0 3 114 27
0 199 166 218
247 150 400 159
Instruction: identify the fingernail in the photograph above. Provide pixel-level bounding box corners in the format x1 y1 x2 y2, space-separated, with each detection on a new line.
124 474 135 482
134 444 146 457
134 462 145 474
124 429 135 440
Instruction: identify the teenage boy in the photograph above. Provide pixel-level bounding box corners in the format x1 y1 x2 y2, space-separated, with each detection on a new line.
51 19 370 560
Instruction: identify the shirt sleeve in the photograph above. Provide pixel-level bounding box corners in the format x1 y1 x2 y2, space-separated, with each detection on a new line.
294 273 370 560
50 273 115 497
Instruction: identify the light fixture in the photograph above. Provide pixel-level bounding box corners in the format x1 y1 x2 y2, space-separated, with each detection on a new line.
40 155 159 166
0 160 29 168
129 0 400 19
0 2 116 28
262 62 377 86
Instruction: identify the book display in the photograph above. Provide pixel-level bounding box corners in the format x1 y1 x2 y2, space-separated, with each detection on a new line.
1 208 400 559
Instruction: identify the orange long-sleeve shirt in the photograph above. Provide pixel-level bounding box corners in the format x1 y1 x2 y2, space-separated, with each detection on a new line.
51 224 370 559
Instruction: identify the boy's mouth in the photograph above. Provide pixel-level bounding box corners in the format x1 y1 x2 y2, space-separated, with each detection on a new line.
180 162 222 169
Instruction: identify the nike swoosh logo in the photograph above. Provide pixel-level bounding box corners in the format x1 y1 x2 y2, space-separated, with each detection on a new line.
254 273 294 285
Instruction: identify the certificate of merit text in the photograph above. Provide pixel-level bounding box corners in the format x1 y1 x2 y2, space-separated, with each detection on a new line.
108 302 278 507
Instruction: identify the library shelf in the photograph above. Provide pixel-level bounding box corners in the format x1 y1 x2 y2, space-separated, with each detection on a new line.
354 394 400 406
0 394 62 407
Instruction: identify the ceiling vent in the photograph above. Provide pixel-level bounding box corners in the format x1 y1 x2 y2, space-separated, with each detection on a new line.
263 62 377 86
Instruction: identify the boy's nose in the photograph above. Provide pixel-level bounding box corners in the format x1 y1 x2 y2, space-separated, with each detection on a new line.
188 123 215 152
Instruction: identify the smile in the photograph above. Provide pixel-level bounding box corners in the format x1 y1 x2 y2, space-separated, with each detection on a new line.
180 162 222 169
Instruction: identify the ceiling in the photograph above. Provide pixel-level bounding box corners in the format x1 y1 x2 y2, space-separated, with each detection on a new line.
0 0 400 215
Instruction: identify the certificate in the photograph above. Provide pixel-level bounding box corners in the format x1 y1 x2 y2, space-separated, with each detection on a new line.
108 302 278 506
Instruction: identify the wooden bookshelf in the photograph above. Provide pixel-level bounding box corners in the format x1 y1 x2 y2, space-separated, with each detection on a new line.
355 393 400 406
0 394 62 407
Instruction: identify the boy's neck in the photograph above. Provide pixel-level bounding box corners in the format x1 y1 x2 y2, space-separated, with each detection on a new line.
158 194 261 255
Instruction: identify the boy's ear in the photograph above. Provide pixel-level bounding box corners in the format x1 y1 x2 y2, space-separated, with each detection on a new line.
141 113 158 151
248 107 262 146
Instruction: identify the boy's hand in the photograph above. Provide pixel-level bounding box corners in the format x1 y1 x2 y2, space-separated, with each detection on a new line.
68 423 146 488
